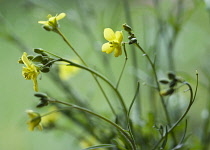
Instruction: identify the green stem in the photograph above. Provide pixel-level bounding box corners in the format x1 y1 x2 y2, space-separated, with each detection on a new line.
116 43 128 89
54 28 118 117
48 99 136 150
127 82 140 145
135 43 171 124
135 43 178 145
123 0 141 118
59 58 128 115
55 28 86 65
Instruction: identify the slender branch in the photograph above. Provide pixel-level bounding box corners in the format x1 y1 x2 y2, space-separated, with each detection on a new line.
135 43 178 145
135 43 172 125
127 82 140 146
47 98 136 150
54 28 120 116
55 28 86 65
58 58 128 115
116 43 128 89
123 0 141 118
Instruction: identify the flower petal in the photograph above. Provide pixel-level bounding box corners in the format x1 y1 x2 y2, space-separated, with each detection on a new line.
114 47 122 57
56 13 66 20
102 43 115 54
115 31 123 43
38 21 48 25
104 28 116 41
21 52 31 68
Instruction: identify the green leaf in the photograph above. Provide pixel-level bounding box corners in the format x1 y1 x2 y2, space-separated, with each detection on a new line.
83 144 116 150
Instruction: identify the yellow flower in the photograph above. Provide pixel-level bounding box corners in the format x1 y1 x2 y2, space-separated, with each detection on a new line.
21 52 40 92
26 110 42 131
102 28 123 57
38 13 66 30
58 61 79 80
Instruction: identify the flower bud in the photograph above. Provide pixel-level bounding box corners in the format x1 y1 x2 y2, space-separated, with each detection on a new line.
34 48 44 54
34 92 48 98
41 67 50 73
129 38 137 44
168 72 176 80
122 23 132 32
32 55 43 62
159 79 170 84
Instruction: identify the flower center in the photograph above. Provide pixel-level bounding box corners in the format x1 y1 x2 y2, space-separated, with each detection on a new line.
22 67 37 80
109 41 119 48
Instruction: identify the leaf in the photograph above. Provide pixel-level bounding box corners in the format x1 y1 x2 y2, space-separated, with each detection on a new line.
83 144 116 150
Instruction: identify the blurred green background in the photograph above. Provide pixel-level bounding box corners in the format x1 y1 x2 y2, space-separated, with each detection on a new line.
1 0 210 149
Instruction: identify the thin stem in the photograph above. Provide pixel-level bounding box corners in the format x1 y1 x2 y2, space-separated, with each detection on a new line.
127 82 140 147
123 0 141 118
48 99 136 150
59 58 128 115
135 43 178 145
54 28 119 117
135 43 171 125
40 107 67 118
55 28 86 65
116 43 128 89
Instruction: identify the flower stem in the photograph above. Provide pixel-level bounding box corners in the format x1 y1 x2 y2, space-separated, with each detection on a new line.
48 98 136 150
116 43 128 89
59 58 128 115
134 43 178 145
54 28 119 117
55 28 86 65
135 43 171 124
